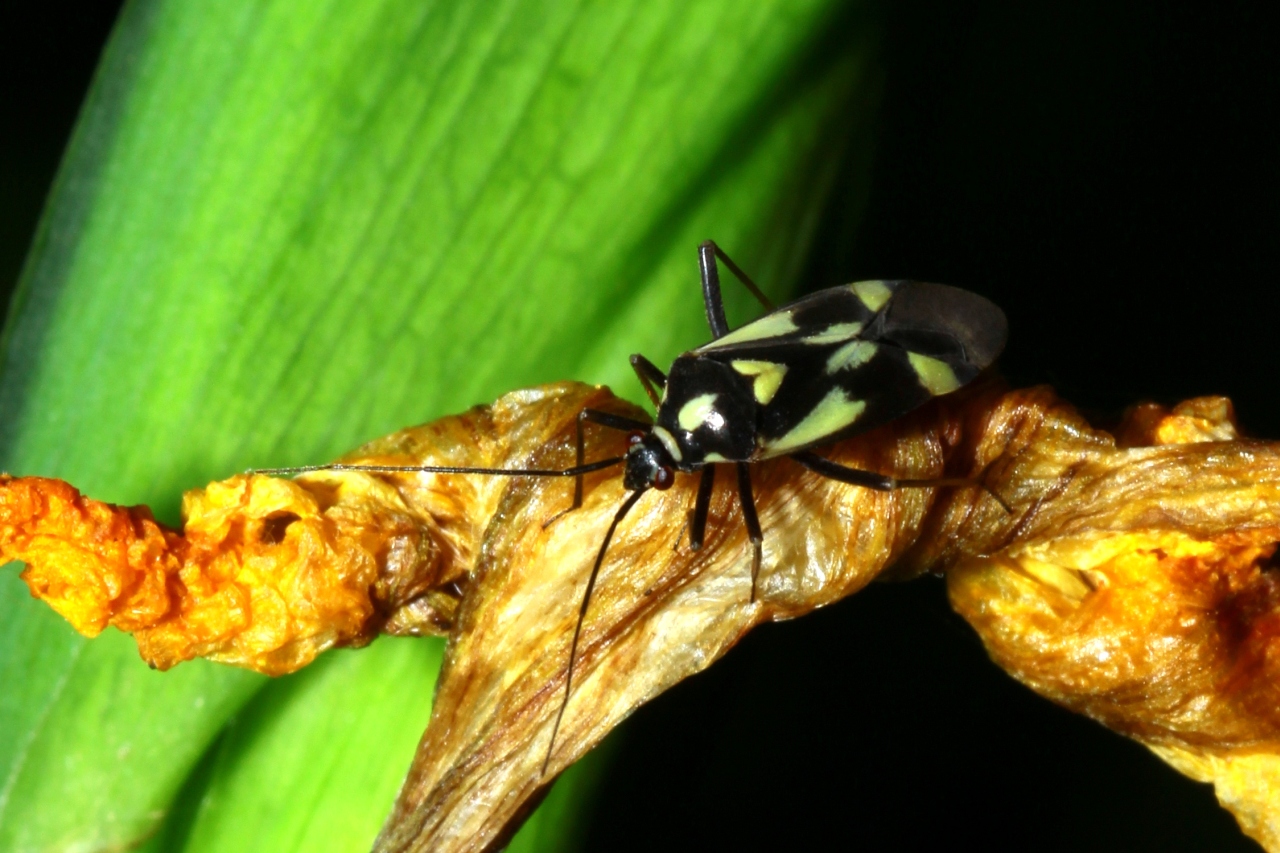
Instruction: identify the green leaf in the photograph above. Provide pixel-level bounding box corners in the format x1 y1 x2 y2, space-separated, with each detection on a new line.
147 638 444 853
0 0 880 849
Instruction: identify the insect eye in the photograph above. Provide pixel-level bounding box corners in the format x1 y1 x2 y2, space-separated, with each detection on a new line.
653 466 675 491
627 431 646 447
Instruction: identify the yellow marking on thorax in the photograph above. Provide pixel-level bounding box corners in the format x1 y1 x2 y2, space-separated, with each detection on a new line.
825 340 878 374
852 280 892 311
650 425 683 462
765 388 866 454
801 321 863 345
677 393 722 432
907 352 961 395
698 310 797 349
730 360 788 404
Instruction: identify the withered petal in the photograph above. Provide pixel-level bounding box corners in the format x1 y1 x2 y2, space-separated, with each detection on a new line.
948 394 1280 852
6 383 1280 851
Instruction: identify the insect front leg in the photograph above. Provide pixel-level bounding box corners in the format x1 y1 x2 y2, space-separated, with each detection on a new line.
629 354 667 407
698 240 775 339
542 408 650 528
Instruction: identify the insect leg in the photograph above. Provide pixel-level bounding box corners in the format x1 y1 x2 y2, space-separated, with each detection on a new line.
791 451 1013 513
544 487 648 776
629 354 667 407
789 451 894 490
579 409 651 433
688 464 716 551
544 407 651 528
735 462 764 603
898 471 1015 514
698 240 776 339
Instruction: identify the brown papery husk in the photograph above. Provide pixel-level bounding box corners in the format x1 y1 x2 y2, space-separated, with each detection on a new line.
7 383 1280 851
372 385 1280 852
370 380 1013 852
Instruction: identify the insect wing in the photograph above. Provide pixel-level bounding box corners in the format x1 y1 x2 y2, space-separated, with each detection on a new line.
695 281 1007 459
871 280 1007 371
693 283 881 354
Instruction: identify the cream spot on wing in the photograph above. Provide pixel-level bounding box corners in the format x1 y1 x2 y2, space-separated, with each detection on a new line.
801 321 864 345
907 352 961 395
852 280 893 312
650 425 683 462
731 360 788 405
697 311 798 350
825 341 878 374
677 393 722 432
766 388 867 454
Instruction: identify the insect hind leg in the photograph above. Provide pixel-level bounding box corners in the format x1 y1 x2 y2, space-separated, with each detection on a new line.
698 240 775 339
791 451 1013 513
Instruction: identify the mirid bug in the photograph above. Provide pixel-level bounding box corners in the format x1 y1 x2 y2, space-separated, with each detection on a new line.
260 241 1008 773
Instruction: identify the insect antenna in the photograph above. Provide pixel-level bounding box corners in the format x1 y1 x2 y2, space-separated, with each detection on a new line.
542 486 647 777
250 457 624 478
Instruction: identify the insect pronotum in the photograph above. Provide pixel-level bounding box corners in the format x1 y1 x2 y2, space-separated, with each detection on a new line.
258 241 1009 774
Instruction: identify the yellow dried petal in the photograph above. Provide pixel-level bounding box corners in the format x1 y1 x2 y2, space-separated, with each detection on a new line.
9 380 1280 850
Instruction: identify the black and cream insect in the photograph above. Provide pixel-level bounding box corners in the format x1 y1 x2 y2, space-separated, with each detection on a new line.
262 240 1008 772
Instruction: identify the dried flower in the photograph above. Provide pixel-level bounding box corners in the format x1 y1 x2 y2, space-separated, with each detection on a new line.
5 383 1280 851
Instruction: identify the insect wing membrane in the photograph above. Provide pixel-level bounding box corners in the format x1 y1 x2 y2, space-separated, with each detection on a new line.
694 281 1007 459
875 280 1007 370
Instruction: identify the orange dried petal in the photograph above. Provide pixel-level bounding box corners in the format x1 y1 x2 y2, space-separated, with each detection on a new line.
1 475 183 636
1116 395 1240 447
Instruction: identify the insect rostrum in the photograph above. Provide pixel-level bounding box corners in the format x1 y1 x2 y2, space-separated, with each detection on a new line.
259 240 1008 772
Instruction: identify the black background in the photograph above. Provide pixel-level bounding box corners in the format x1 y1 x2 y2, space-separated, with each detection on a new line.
585 3 1276 852
2 2 1276 851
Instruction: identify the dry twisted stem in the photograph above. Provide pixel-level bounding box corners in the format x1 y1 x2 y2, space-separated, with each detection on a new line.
4 382 1280 850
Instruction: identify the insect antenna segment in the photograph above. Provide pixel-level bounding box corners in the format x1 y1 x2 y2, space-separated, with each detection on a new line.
542 486 647 776
251 240 1010 778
